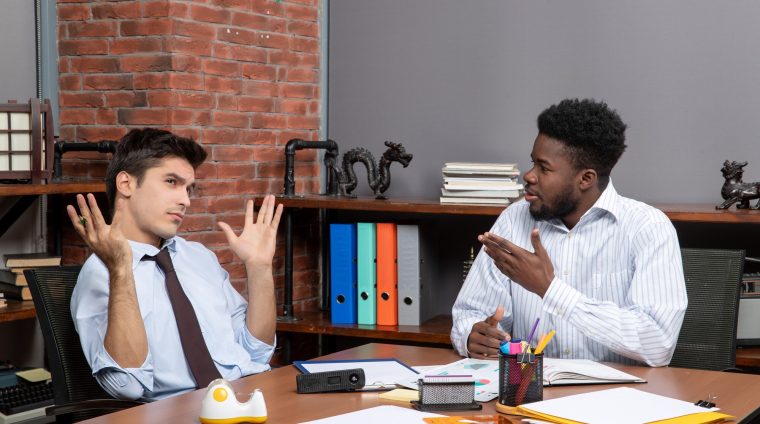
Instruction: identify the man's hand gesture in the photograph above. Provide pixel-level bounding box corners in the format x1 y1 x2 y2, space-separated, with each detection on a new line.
480 229 555 297
218 195 284 271
67 193 132 272
467 306 510 359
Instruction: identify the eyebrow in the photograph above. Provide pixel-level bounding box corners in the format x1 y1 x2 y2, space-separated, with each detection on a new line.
165 172 196 190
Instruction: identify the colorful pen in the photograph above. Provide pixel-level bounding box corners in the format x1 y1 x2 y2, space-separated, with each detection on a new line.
527 318 540 350
534 330 556 355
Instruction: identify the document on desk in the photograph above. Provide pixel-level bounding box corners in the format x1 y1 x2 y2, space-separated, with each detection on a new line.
294 359 419 391
301 405 443 423
516 387 733 424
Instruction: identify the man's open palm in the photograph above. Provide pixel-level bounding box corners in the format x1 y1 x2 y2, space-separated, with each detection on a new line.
219 195 283 270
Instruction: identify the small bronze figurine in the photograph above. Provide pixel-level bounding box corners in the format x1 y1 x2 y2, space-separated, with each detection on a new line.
716 160 760 210
325 141 413 199
462 247 476 283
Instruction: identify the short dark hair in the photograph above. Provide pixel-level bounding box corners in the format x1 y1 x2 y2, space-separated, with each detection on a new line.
104 128 208 210
537 98 627 188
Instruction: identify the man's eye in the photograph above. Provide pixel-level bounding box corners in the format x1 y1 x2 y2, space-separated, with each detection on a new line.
167 179 176 185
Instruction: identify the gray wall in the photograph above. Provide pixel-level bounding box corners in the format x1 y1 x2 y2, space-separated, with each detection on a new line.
0 0 37 102
328 0 760 203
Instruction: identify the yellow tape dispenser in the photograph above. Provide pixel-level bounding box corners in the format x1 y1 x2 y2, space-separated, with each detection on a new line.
199 379 267 424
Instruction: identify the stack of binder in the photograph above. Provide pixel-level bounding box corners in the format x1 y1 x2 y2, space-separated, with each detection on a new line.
440 162 523 206
329 223 433 326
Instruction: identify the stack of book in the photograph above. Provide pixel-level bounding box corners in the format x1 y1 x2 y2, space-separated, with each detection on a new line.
0 253 61 301
440 162 523 205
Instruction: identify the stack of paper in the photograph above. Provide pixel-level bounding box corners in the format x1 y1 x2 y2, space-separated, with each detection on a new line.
513 387 733 424
440 162 523 206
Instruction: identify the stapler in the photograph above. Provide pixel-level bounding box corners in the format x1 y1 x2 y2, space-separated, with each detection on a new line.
199 379 267 423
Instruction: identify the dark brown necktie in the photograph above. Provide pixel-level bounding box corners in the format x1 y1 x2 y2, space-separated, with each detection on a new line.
145 248 221 388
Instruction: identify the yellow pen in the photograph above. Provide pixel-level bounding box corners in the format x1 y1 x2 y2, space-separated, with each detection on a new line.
534 330 555 355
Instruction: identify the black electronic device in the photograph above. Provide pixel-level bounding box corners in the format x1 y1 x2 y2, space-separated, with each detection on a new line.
296 368 365 394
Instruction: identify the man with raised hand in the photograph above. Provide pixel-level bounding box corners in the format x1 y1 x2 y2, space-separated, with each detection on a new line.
452 99 687 366
68 128 283 400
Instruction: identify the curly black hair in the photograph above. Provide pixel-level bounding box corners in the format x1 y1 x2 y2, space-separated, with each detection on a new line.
105 128 207 211
537 99 627 188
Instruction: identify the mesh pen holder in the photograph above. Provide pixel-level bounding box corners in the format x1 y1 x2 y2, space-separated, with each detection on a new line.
498 352 543 406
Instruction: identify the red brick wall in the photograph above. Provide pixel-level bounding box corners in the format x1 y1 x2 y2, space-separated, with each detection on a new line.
57 0 322 315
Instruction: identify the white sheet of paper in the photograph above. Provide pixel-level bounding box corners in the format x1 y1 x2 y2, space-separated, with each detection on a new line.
521 387 719 424
300 405 443 423
297 360 418 390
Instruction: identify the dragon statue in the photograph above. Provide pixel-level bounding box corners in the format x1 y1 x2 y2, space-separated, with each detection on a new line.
716 160 760 210
324 141 413 199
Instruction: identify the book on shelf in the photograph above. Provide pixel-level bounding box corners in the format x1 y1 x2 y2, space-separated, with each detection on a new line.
439 196 510 206
542 358 646 386
443 162 517 171
442 169 520 177
4 253 61 268
444 181 524 191
441 188 522 198
443 176 519 183
0 281 30 301
0 270 15 285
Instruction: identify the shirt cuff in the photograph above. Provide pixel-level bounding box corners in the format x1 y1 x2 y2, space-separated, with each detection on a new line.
91 347 154 392
542 276 582 319
240 327 276 364
452 317 481 357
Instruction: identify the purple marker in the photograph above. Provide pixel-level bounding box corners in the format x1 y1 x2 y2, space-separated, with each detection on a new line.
527 318 540 350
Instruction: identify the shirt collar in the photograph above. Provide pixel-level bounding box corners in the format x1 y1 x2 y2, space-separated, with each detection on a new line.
586 180 622 222
129 237 178 269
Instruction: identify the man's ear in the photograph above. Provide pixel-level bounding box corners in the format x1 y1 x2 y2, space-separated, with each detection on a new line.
115 171 135 198
578 168 597 192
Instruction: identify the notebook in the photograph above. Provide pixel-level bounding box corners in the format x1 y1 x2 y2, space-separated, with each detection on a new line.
542 358 646 386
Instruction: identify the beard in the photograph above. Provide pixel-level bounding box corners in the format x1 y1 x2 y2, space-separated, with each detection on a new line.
529 183 578 221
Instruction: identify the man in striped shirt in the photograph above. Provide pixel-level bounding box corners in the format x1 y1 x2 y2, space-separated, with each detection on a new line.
451 99 687 366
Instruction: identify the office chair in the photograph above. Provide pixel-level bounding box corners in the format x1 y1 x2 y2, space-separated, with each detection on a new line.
669 248 744 371
25 266 143 423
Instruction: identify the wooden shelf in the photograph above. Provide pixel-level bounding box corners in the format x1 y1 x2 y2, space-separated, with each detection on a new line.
737 347 760 368
657 203 760 224
0 181 105 196
0 301 36 324
269 195 760 361
270 195 760 223
276 311 452 345
271 195 504 216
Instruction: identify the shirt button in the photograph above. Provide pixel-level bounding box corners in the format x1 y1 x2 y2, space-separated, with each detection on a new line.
564 348 571 355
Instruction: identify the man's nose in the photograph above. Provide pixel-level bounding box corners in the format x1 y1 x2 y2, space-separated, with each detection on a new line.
180 189 191 207
523 168 537 184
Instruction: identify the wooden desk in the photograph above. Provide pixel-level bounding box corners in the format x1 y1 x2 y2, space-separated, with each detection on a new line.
80 343 760 424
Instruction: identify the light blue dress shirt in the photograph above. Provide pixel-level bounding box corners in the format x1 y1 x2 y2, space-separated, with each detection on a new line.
451 183 688 366
70 236 275 401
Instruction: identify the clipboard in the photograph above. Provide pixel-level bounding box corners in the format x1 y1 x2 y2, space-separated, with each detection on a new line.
294 358 419 391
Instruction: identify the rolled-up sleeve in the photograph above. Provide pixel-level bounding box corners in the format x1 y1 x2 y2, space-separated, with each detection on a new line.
222 264 275 367
71 258 154 399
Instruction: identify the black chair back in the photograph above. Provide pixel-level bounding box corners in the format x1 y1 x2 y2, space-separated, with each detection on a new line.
670 248 744 371
25 266 113 422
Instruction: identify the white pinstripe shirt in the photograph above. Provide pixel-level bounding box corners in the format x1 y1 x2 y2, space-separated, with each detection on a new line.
451 183 687 366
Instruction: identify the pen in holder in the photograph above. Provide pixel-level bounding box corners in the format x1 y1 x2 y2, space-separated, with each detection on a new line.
498 351 543 406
